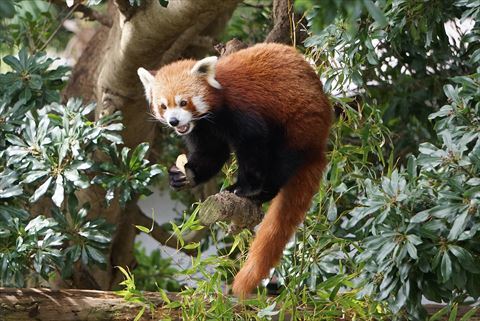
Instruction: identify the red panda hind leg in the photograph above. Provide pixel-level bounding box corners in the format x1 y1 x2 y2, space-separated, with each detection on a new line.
231 156 326 298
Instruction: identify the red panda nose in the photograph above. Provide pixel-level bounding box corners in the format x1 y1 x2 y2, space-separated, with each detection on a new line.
169 118 179 126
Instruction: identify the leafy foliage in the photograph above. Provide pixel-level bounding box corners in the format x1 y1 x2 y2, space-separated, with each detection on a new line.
222 1 272 44
131 243 180 292
0 49 162 286
1 0 72 54
0 47 68 108
300 0 478 157
93 143 163 208
343 75 480 318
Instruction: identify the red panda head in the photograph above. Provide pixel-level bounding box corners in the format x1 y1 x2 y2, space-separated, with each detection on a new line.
137 57 221 136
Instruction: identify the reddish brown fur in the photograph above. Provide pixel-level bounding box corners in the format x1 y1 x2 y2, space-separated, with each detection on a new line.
154 43 332 297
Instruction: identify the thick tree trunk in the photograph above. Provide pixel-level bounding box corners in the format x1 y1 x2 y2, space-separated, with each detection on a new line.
62 0 241 290
264 0 306 45
1 288 478 321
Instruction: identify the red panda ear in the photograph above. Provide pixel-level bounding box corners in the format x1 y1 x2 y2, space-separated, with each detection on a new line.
190 56 222 89
137 67 156 104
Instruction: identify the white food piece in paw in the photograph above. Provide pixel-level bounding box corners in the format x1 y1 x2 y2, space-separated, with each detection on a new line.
175 154 188 175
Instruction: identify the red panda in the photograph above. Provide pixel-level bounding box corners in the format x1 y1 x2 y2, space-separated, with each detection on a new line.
137 43 332 298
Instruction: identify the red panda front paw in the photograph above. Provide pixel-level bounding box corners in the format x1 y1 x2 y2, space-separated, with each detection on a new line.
168 165 191 190
232 185 263 198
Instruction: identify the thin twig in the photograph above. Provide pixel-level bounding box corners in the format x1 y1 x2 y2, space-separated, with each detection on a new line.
39 3 79 52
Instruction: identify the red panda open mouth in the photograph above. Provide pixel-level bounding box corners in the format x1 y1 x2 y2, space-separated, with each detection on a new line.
175 123 191 135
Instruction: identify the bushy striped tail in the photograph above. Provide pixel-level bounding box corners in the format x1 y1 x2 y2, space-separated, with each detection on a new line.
231 158 325 297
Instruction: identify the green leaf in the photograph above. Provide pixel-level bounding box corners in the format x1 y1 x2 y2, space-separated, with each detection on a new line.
257 302 279 318
448 304 458 321
0 0 15 18
30 177 53 203
429 305 450 321
443 84 459 102
3 56 22 72
0 185 23 198
29 74 43 90
23 170 49 184
448 212 469 240
363 0 387 27
429 105 453 120
441 253 452 282
129 142 149 169
86 245 106 264
406 242 417 260
135 225 151 234
18 48 28 70
327 196 337 221
133 306 146 321
410 210 430 223
430 205 458 219
52 175 65 207
448 245 479 273
407 155 417 179
183 242 199 250
377 241 396 262
86 0 103 5
366 51 378 66
460 307 478 321
6 134 26 147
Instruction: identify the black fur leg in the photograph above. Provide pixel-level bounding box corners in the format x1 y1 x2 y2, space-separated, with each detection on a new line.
233 138 270 198
242 147 305 204
182 121 231 187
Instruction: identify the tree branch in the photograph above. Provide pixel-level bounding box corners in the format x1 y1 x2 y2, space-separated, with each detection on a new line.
0 288 473 321
197 191 264 235
75 4 113 27
214 38 248 56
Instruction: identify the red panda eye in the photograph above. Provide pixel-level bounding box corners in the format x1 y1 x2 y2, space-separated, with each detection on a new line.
160 104 167 110
180 100 187 107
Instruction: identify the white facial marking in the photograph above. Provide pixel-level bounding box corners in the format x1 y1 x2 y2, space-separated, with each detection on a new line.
192 96 210 114
164 107 192 126
160 96 168 107
163 107 194 135
174 95 182 106
150 96 167 120
152 105 161 119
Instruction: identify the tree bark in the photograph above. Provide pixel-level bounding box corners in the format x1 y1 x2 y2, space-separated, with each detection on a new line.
197 191 264 234
62 0 241 290
264 0 306 45
1 288 478 321
0 288 178 321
